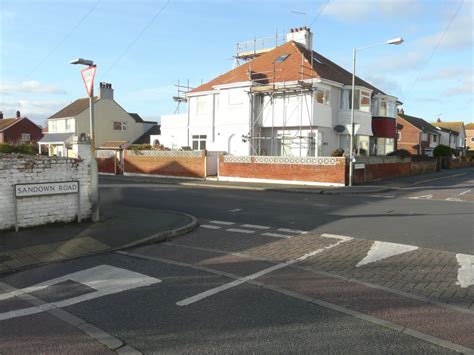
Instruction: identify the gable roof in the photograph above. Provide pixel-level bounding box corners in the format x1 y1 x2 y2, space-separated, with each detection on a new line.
431 121 464 134
465 123 474 130
398 113 439 135
49 97 99 119
0 118 21 132
128 113 143 123
190 41 386 95
133 125 161 144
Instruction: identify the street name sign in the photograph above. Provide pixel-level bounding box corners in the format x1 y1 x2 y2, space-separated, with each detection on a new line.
15 181 79 197
81 65 96 97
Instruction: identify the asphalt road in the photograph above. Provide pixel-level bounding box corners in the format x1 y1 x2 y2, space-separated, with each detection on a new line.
0 251 458 354
100 169 474 254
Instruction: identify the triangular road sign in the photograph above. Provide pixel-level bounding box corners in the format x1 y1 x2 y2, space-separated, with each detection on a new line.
81 65 96 97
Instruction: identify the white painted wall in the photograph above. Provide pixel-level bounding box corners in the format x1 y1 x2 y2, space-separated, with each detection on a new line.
157 113 188 149
0 143 92 230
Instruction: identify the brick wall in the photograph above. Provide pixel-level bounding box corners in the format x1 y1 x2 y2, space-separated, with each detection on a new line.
0 150 92 231
353 156 438 184
396 116 425 154
96 150 117 174
219 156 347 186
124 150 206 178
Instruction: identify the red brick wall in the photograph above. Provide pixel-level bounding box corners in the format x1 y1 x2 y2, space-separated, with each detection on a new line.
219 156 347 185
354 162 411 184
97 157 116 174
2 118 43 145
396 116 426 154
124 151 206 178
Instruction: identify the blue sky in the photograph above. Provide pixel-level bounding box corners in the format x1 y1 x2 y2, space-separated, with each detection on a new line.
1 0 472 126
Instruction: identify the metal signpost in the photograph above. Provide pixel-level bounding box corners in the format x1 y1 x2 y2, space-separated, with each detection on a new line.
14 181 80 232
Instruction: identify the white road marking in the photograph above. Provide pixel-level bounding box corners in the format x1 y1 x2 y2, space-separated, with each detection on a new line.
320 233 354 242
226 228 255 234
0 265 160 321
456 254 474 288
277 228 308 234
459 189 471 195
356 241 418 267
241 224 271 230
228 208 243 213
446 196 462 201
408 194 433 200
371 194 395 198
200 224 221 230
176 237 351 306
210 220 235 225
262 232 292 239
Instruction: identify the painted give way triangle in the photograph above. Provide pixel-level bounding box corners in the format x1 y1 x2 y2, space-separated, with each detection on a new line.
81 65 96 97
356 241 418 267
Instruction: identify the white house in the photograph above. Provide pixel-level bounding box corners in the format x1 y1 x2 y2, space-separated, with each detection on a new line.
40 83 157 157
432 120 466 155
159 27 399 157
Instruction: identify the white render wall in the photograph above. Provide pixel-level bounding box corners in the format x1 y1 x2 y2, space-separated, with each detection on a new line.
0 144 93 230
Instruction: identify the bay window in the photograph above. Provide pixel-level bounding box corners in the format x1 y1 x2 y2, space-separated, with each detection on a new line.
340 88 371 112
371 95 397 118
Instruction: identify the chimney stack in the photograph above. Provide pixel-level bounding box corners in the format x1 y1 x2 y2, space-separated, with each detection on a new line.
286 26 313 50
0 111 3 119
99 82 114 100
16 110 21 118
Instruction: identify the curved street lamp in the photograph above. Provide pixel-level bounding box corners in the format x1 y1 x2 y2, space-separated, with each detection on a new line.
348 37 404 187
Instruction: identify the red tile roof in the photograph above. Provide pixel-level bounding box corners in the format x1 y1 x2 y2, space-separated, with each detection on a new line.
0 118 22 132
190 41 385 95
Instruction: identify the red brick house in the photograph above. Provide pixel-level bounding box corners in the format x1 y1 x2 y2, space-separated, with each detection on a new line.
0 111 43 145
396 112 440 156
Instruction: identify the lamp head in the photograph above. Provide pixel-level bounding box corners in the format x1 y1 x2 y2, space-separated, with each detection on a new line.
386 37 404 45
70 58 94 66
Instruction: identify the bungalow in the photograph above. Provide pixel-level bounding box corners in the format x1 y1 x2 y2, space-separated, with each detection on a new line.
0 111 43 146
159 27 399 157
396 112 440 156
39 82 158 157
431 120 466 155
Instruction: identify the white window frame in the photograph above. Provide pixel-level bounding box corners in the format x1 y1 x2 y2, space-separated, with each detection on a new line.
192 134 207 150
113 121 127 131
314 88 330 105
20 133 31 143
397 131 401 141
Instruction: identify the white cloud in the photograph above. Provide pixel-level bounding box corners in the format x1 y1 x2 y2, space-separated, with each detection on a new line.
1 99 69 123
444 75 474 97
0 81 66 95
367 51 425 72
323 0 421 21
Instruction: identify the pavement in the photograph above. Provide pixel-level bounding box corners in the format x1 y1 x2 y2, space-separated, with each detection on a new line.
0 203 197 275
112 167 473 195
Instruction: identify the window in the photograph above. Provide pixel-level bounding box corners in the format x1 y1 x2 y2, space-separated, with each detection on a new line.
379 100 387 116
314 89 330 105
196 96 208 114
192 135 207 150
471 137 474 143
21 133 30 143
421 133 428 141
433 135 437 143
397 131 401 141
65 119 73 131
275 54 290 63
360 91 371 112
113 121 126 130
50 120 57 132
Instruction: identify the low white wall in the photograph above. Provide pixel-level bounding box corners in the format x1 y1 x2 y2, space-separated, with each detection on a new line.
0 143 93 231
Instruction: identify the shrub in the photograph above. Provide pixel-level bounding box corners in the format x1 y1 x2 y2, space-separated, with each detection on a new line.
433 144 454 157
387 149 412 158
0 143 37 155
331 148 344 157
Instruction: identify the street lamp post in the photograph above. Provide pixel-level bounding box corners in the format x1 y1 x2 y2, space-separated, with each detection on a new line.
70 58 99 221
348 38 403 187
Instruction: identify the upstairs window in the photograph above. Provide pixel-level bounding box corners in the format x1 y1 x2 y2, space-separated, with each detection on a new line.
50 120 57 132
314 88 330 105
340 88 370 111
275 54 290 63
113 121 126 130
21 133 31 143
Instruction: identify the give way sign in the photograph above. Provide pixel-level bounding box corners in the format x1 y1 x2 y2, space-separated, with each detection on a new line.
81 65 97 97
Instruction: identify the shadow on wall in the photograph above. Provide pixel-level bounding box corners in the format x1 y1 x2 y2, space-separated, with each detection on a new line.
124 157 206 178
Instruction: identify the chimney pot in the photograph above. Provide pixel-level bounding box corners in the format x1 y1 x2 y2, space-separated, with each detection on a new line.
16 110 20 118
0 111 3 119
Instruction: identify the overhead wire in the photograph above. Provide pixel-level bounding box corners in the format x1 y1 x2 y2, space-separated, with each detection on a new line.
26 0 103 78
102 0 171 78
309 0 331 27
409 0 464 91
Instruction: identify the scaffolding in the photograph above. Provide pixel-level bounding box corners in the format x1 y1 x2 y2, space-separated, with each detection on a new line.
173 80 194 114
244 49 319 157
234 32 286 67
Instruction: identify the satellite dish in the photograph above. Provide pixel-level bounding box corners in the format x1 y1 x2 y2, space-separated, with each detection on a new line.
334 125 345 133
